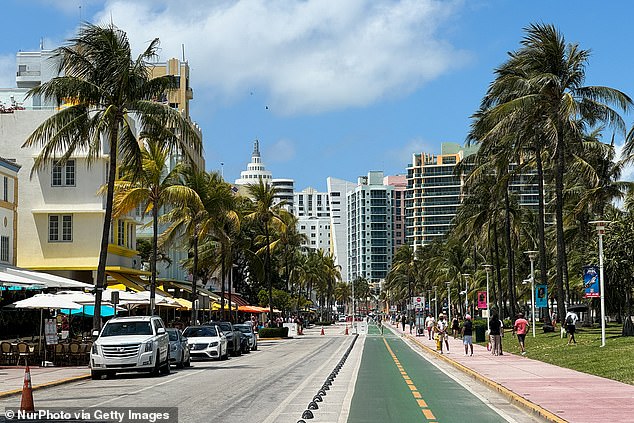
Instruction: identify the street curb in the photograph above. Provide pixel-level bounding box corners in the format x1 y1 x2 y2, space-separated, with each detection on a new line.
0 374 91 399
405 334 567 423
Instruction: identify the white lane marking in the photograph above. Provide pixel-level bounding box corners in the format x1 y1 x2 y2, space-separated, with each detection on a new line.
388 325 521 423
261 337 351 423
90 368 208 407
337 336 365 423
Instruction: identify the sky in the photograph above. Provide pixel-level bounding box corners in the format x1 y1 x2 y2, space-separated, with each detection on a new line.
1 0 633 191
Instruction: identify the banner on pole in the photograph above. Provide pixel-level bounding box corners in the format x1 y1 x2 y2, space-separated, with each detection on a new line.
535 284 548 308
477 291 487 309
583 265 600 298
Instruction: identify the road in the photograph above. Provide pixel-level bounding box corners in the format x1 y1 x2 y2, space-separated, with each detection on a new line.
0 325 545 422
0 333 355 423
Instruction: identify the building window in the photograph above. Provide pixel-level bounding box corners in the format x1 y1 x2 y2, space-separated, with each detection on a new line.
0 236 9 262
3 177 7 202
49 215 72 242
52 160 75 187
118 220 125 246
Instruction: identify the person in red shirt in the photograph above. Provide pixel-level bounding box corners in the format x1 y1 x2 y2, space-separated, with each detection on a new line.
513 313 530 355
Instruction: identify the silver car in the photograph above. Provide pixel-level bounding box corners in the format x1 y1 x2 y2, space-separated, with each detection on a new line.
234 324 258 351
166 328 190 368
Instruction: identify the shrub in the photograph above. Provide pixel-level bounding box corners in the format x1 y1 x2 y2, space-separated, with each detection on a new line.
258 327 289 338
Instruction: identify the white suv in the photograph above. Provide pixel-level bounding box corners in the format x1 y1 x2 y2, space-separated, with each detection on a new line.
90 316 170 379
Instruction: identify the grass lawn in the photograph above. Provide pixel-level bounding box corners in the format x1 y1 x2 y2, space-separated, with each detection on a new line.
478 323 634 385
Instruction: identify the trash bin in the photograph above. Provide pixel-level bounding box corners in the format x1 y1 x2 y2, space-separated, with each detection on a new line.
475 325 486 342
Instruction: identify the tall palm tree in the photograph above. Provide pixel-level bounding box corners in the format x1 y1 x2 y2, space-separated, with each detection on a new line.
470 23 632 316
245 179 286 322
111 140 198 314
160 169 210 324
23 23 201 329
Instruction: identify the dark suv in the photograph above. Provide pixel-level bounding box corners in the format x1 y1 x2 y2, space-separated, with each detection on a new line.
208 321 241 357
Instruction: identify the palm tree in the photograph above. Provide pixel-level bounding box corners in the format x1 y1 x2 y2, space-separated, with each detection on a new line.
334 282 352 314
470 23 632 316
111 140 198 314
22 23 201 329
245 179 286 322
160 169 210 324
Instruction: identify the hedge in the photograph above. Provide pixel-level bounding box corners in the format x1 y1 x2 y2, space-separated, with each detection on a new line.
258 326 289 338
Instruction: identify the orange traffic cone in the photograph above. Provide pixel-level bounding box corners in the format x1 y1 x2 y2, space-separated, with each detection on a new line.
320 326 325 336
20 365 34 412
345 325 349 335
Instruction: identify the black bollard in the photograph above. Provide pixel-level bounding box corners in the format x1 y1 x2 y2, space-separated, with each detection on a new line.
308 401 319 410
302 410 314 419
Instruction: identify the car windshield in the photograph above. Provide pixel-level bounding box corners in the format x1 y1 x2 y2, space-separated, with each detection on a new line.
234 325 251 334
215 322 231 331
183 327 218 337
167 330 179 341
101 321 153 337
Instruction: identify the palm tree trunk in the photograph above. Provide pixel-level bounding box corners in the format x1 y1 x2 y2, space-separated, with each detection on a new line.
151 205 158 316
554 129 568 317
228 247 233 323
494 219 504 317
221 244 226 321
535 146 550 323
265 224 273 324
93 125 119 331
191 235 199 325
504 182 516 319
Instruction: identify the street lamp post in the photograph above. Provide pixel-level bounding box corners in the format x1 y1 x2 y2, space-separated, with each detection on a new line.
483 265 493 329
461 274 471 316
434 286 438 319
590 220 610 347
446 282 451 324
524 251 538 338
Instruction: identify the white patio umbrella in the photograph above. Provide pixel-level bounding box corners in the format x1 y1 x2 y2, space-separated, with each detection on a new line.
10 294 83 363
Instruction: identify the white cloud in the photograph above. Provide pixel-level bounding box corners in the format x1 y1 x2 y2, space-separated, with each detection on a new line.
265 138 296 164
0 55 15 88
91 0 466 115
387 137 436 165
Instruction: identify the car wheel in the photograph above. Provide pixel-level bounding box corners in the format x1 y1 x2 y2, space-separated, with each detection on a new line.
184 353 191 368
90 370 104 380
176 351 184 369
252 344 257 351
221 346 228 360
150 353 161 377
160 355 171 375
106 371 116 379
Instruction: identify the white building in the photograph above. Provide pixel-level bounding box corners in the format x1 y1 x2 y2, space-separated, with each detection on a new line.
272 178 294 211
294 187 330 251
234 140 272 185
0 157 21 266
347 171 394 283
326 177 356 282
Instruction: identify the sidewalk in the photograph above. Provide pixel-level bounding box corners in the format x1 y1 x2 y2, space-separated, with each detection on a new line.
389 321 634 423
0 366 89 398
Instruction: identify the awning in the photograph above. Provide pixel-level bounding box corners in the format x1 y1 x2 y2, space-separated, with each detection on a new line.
217 292 250 307
174 298 192 310
238 305 268 313
161 280 221 301
107 272 146 292
0 270 46 289
1 266 91 289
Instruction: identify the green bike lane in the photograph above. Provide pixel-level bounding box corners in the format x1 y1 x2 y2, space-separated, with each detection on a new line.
348 325 507 423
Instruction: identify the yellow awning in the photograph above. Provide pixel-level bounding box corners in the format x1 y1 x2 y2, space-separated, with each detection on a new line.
107 272 145 292
174 298 192 310
161 280 221 301
212 302 233 310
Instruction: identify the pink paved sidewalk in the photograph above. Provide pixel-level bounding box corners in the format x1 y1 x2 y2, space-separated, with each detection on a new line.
0 366 89 398
388 321 634 423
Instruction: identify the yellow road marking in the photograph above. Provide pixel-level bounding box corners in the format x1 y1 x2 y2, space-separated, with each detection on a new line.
383 338 437 421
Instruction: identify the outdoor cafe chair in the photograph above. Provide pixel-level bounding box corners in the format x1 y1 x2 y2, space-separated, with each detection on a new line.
53 343 68 366
68 342 83 366
16 342 34 366
1 341 17 365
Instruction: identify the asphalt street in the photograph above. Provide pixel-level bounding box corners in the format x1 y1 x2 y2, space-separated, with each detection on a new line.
0 333 355 423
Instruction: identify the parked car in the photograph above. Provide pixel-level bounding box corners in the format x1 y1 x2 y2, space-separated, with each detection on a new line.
234 323 258 351
208 321 241 357
90 316 170 379
166 328 190 368
183 325 227 360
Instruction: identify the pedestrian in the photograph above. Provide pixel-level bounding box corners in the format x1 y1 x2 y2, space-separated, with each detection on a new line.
462 314 473 356
452 315 460 339
425 314 435 340
489 313 502 356
513 313 529 355
401 314 406 332
437 313 449 354
409 316 415 334
564 310 578 345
